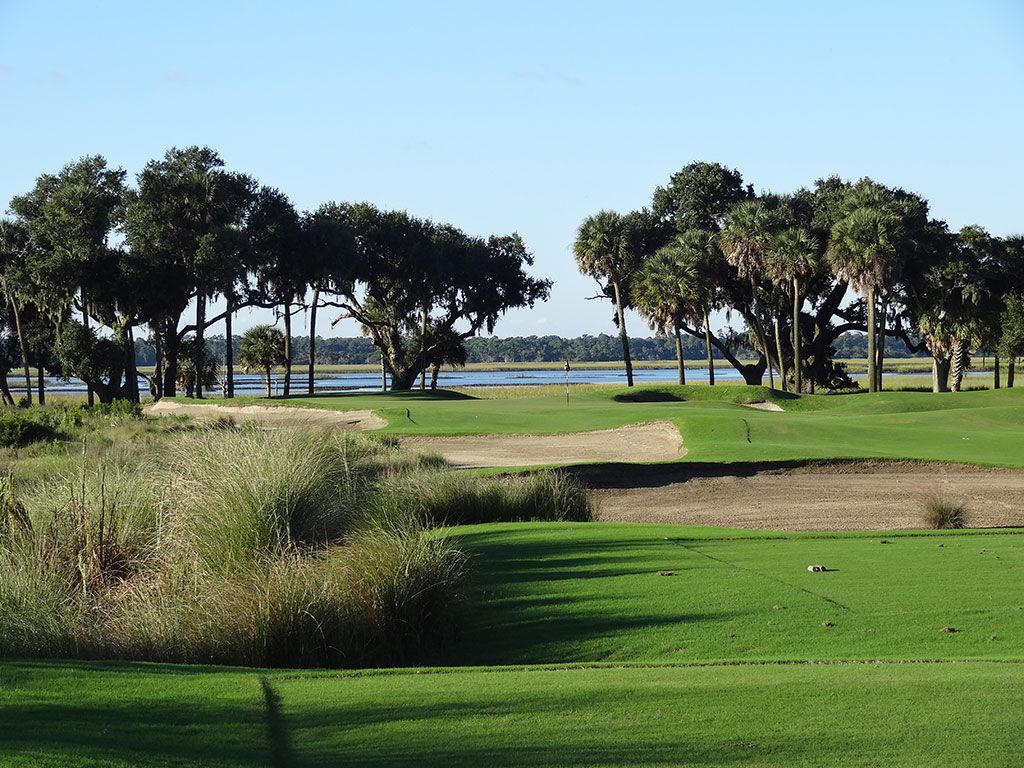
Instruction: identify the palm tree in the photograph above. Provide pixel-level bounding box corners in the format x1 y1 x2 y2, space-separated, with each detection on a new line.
827 205 900 393
238 325 286 398
632 245 699 384
719 200 778 388
765 227 820 393
574 211 646 387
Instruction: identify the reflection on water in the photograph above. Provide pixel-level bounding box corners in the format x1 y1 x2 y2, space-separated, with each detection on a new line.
7 365 957 396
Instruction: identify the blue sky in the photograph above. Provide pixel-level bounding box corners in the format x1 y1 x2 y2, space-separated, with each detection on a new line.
1 1 1022 338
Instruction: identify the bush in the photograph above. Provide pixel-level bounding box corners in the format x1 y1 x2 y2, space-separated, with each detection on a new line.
0 409 62 447
921 493 967 529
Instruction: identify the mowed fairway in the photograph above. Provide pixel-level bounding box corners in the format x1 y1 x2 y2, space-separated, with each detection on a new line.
4 660 1021 767
205 384 1024 467
445 523 1024 664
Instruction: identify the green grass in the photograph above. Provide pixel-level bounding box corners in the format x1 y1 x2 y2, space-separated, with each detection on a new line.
190 384 1024 467
3 658 1022 767
4 521 1024 766
444 523 1024 665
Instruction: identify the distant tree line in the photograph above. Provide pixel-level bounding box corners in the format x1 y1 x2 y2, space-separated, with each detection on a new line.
137 330 919 368
0 147 550 403
575 162 1023 392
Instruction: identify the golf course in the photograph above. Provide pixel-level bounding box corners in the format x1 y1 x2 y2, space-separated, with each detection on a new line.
4 384 1021 766
4 3 1024 762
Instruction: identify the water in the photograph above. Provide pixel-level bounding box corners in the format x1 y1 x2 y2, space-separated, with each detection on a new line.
7 364 961 397
9 366 744 396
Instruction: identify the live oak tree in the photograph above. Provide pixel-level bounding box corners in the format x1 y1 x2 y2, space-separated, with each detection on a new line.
8 156 128 403
332 203 550 390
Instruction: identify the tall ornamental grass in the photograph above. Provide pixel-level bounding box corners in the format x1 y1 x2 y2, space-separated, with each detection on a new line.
0 425 586 667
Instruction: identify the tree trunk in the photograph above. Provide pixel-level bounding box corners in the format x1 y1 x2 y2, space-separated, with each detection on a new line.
225 300 234 399
162 324 179 398
430 363 440 390
876 296 887 391
611 280 634 387
380 355 388 392
951 338 970 392
748 276 773 389
124 326 140 403
389 365 420 391
264 367 272 398
194 294 206 399
37 366 45 405
308 285 319 396
773 317 786 392
0 374 14 406
1008 358 1016 388
673 323 685 385
994 352 1001 390
153 329 164 400
82 292 94 406
932 355 951 393
420 300 428 391
5 290 32 405
283 300 292 397
704 310 715 386
866 287 877 393
792 277 802 394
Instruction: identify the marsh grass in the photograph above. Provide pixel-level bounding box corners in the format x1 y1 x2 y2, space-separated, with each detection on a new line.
372 468 594 527
0 423 577 667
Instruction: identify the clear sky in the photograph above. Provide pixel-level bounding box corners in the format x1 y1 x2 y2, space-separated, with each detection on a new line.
1 1 1022 339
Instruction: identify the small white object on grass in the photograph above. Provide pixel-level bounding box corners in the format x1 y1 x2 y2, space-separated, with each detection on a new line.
807 564 828 573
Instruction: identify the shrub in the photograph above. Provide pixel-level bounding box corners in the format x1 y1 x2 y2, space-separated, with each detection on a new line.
0 409 62 447
921 493 967 529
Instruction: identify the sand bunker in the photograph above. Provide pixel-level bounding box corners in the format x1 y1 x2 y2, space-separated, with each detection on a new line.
741 401 784 412
402 421 685 468
145 401 386 431
586 462 1024 530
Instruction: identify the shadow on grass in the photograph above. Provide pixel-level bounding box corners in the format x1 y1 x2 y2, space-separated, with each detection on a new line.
277 388 477 402
0 672 267 767
442 532 740 665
